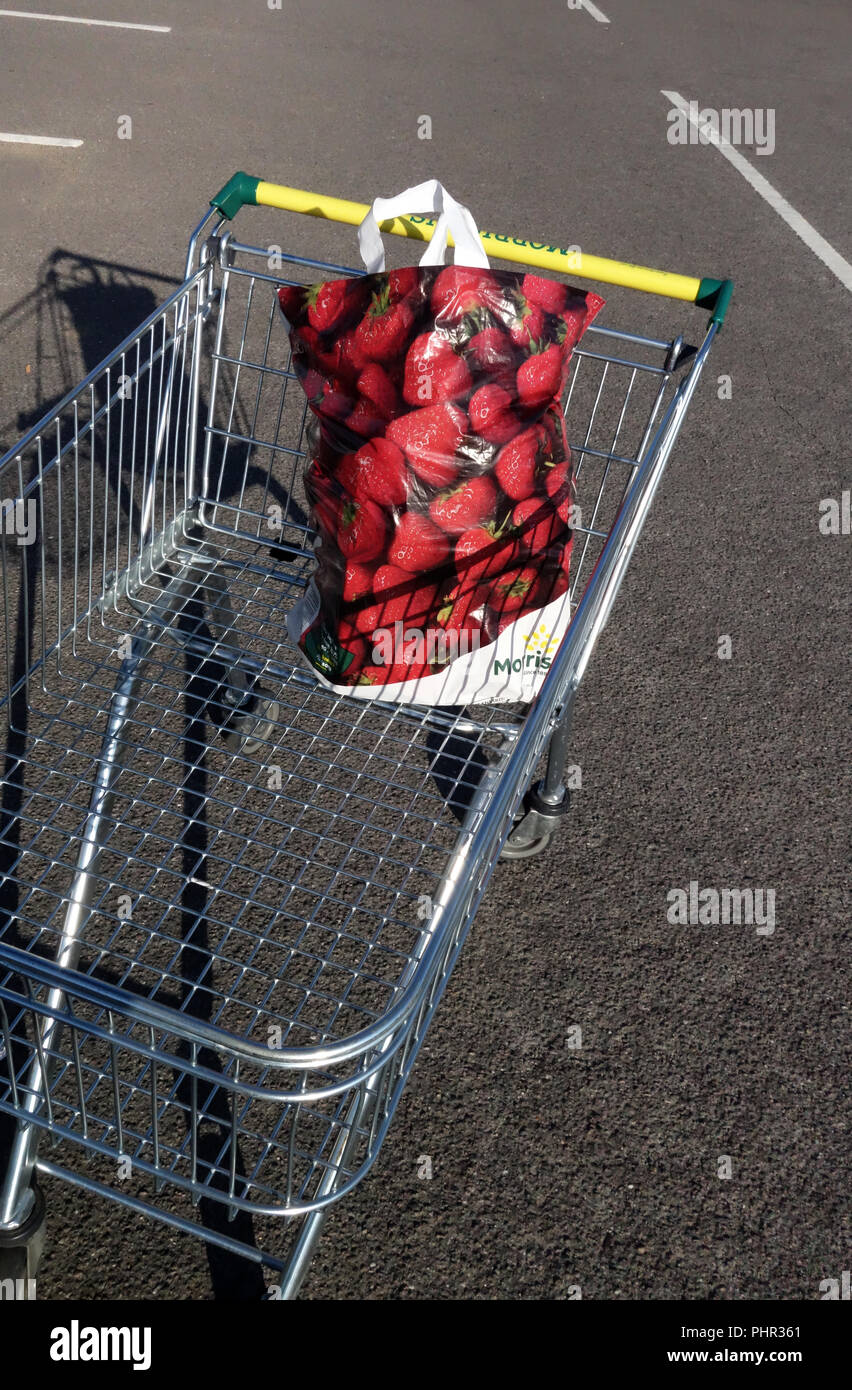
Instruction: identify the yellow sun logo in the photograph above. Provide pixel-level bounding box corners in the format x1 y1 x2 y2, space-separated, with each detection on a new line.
524 624 560 656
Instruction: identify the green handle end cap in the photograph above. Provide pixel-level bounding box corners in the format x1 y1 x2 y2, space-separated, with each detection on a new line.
210 172 261 220
696 277 734 327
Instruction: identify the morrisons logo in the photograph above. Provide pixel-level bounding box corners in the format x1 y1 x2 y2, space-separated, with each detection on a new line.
493 622 560 676
493 652 552 676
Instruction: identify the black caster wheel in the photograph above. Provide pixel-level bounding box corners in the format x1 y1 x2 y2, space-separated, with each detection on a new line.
500 781 570 861
0 1183 46 1291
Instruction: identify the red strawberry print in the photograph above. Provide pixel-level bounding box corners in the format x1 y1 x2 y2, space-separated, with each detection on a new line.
403 331 473 406
332 330 368 380
385 402 466 488
278 283 306 324
306 455 330 488
428 476 497 535
454 522 521 582
334 620 369 679
469 384 520 445
306 466 342 537
543 457 575 524
464 325 516 384
559 532 574 573
433 577 488 629
310 496 342 539
533 567 570 607
297 324 367 385
345 398 385 440
306 280 352 333
558 300 590 345
430 266 501 325
344 437 409 507
521 274 568 315
297 324 343 378
337 495 387 561
487 604 543 639
494 423 549 501
507 296 545 349
358 662 432 685
342 560 377 604
487 565 538 614
386 267 420 302
450 612 485 643
337 615 362 644
558 292 604 345
512 496 564 556
354 284 414 363
358 363 399 420
299 365 326 403
430 608 485 665
388 511 450 572
335 451 362 495
306 375 355 421
516 342 566 412
374 564 439 609
354 565 438 636
325 387 356 421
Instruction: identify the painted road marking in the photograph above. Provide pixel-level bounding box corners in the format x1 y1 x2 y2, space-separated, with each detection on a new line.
569 0 610 19
662 89 852 294
579 0 610 20
0 8 170 31
0 131 83 146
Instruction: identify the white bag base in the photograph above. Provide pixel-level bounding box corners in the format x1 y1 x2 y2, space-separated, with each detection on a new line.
286 581 572 707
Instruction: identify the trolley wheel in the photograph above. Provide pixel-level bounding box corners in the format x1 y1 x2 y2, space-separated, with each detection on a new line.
219 685 280 755
500 831 554 860
0 1183 46 1290
500 782 570 861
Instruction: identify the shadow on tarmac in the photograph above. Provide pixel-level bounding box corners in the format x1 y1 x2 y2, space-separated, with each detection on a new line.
0 252 266 1298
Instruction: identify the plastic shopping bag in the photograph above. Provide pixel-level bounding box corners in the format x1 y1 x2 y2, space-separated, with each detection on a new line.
279 181 604 705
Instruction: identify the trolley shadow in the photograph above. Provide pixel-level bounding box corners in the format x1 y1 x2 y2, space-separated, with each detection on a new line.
0 251 269 1296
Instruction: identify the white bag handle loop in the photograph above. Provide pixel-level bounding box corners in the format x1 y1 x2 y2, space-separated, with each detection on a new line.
357 179 490 274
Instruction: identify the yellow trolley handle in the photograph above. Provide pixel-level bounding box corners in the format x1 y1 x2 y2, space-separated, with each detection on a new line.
210 173 733 327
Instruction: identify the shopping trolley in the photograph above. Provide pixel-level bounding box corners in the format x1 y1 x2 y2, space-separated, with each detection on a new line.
0 174 733 1297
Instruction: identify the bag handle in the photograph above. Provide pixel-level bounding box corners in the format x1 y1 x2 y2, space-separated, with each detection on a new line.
357 179 490 274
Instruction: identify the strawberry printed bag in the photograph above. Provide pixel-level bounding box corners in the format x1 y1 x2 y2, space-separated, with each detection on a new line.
280 181 603 705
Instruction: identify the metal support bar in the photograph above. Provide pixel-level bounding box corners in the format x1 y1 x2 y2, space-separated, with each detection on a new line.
275 1079 377 1300
0 646 146 1228
541 688 578 805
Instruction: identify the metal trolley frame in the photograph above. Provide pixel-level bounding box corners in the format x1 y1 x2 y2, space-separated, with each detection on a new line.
0 175 732 1297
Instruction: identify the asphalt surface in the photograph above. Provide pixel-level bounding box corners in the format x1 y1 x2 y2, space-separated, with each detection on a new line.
0 0 849 1302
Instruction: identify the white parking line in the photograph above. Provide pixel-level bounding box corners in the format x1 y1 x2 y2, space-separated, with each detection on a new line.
662 89 852 294
0 131 83 146
0 8 170 32
578 0 610 21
